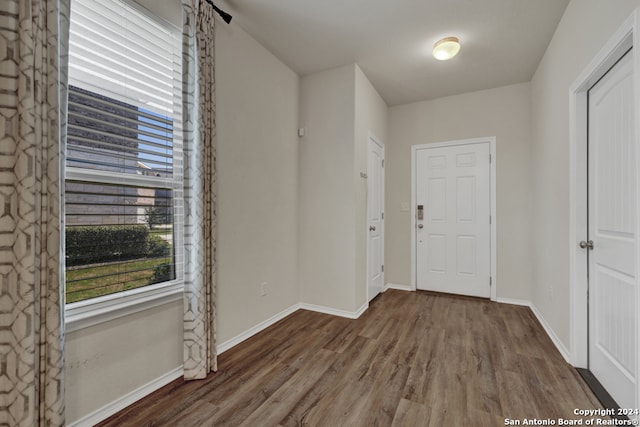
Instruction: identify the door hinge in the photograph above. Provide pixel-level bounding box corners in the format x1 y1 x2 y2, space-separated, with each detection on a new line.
382 159 385 168
381 265 384 272
489 215 492 224
489 154 492 163
490 276 492 286
381 212 384 219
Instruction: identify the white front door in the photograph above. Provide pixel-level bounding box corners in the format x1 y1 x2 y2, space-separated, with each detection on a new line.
367 136 384 301
587 50 637 409
416 142 491 297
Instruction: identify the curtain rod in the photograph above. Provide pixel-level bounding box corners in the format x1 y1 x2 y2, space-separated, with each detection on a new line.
204 0 233 24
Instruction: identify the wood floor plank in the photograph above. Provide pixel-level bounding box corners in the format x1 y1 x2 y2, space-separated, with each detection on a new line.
96 290 606 427
236 349 338 427
356 362 411 427
391 398 430 427
401 327 446 402
205 362 298 426
321 318 361 354
292 337 381 426
277 356 349 426
465 329 502 415
165 400 218 427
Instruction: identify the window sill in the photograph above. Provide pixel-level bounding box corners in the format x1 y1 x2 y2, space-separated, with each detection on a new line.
65 281 184 333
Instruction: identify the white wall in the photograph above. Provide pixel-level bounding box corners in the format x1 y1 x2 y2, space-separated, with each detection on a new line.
298 65 357 312
386 83 533 301
215 17 300 344
298 64 388 313
65 7 301 423
530 0 640 349
65 301 183 423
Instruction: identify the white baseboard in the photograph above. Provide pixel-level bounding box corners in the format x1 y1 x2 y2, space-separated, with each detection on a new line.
216 303 300 354
352 301 369 318
217 300 370 355
497 298 571 363
67 366 183 427
528 302 571 363
299 301 368 319
496 297 530 307
384 283 413 292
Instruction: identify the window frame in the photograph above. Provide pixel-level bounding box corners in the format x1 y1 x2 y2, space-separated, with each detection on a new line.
64 0 184 332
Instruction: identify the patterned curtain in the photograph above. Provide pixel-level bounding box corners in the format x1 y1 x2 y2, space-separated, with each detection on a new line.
181 0 218 379
0 0 69 426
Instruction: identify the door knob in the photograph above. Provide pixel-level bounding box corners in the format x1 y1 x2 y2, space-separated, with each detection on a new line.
417 224 424 229
579 240 594 250
369 226 376 231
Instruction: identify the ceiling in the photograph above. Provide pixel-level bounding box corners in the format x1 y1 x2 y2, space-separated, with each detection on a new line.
215 0 570 106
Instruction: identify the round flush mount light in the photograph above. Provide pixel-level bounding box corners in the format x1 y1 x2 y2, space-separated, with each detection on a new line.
432 37 461 61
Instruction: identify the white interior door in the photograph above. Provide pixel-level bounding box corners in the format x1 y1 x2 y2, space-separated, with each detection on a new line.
367 136 384 301
416 142 490 298
587 50 637 409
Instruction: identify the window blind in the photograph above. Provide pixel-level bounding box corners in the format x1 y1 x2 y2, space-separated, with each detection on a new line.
65 0 183 304
67 0 180 176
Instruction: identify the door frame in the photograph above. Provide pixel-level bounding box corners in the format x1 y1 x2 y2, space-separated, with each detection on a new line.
367 132 385 302
410 137 497 301
569 8 640 407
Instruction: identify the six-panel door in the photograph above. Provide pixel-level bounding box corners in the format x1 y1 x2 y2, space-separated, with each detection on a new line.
416 142 491 298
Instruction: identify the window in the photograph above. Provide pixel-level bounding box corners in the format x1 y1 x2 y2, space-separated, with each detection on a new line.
65 0 182 306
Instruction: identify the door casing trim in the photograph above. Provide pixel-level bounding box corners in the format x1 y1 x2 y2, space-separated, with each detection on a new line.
410 137 497 301
568 8 640 410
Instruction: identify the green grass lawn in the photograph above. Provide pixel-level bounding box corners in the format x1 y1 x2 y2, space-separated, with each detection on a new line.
66 257 171 303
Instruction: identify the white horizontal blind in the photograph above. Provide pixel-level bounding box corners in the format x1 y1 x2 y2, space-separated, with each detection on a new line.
69 0 175 114
68 0 180 176
66 0 183 304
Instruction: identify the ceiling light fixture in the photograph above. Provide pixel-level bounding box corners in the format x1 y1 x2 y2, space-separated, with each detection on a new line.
432 37 460 61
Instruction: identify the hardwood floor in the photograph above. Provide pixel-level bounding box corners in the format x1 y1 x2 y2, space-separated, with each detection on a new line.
97 290 603 427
